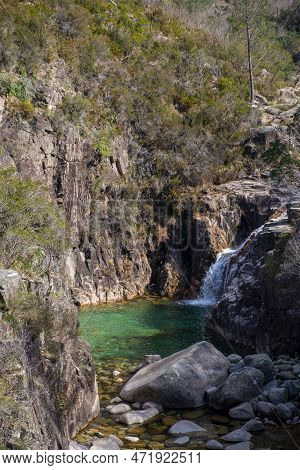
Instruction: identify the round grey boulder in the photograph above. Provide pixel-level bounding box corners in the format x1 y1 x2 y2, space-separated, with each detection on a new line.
209 367 264 410
206 439 224 450
255 401 275 418
221 428 252 443
227 354 243 364
244 353 275 383
275 402 297 422
268 387 288 405
120 342 229 408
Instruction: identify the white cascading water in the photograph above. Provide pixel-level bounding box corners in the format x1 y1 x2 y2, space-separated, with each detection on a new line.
186 225 264 307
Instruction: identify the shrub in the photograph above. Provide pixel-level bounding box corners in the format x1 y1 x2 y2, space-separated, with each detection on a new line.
0 168 67 275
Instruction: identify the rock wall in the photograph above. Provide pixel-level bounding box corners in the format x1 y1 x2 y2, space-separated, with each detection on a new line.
206 204 300 356
0 270 99 449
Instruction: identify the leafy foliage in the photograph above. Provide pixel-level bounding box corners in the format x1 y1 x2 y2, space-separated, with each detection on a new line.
0 168 67 274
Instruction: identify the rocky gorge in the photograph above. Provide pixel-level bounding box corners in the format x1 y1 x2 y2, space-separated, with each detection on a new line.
0 0 300 452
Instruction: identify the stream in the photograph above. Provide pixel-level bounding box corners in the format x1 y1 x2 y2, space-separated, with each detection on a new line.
78 298 300 450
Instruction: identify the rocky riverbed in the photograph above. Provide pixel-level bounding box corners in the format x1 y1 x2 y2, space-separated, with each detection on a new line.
73 342 300 450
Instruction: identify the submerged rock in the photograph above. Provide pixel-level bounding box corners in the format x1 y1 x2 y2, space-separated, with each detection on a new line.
206 439 224 450
229 402 255 420
242 419 264 432
226 442 253 450
107 404 131 415
209 367 264 410
221 428 252 443
116 407 159 425
168 420 207 437
120 342 229 408
90 436 122 450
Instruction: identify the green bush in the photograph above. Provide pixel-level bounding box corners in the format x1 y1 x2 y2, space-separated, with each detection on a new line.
0 168 67 275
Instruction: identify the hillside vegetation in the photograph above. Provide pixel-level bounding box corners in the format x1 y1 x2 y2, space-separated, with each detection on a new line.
0 2 298 189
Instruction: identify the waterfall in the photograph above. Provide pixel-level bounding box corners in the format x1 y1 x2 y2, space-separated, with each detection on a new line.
186 225 264 307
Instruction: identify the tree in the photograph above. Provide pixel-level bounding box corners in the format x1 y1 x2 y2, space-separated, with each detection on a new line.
230 0 270 103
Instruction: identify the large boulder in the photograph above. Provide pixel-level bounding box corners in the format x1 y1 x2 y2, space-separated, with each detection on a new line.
209 367 264 410
120 342 230 408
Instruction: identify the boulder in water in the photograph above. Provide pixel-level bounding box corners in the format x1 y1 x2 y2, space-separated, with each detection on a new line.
120 342 229 408
221 428 252 443
209 367 264 410
168 420 207 436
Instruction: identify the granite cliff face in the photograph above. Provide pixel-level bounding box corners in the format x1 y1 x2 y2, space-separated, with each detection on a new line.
206 203 300 356
0 270 99 449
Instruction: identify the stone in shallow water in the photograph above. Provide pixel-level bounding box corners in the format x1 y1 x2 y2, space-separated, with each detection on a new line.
120 342 229 408
108 404 131 415
124 436 139 443
229 402 254 420
244 353 275 383
116 407 159 425
226 441 253 450
242 419 264 432
268 387 288 405
221 428 252 442
168 420 207 436
174 436 190 445
90 436 122 450
206 439 224 450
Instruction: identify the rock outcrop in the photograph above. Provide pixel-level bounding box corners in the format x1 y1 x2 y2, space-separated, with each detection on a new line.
0 270 99 449
120 341 229 408
206 202 300 355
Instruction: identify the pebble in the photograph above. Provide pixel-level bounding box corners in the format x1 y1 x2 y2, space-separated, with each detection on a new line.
116 408 159 425
107 404 131 415
173 436 190 445
206 439 224 450
112 370 121 377
124 436 139 443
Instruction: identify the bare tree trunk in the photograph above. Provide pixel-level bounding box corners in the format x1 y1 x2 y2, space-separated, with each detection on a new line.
246 20 255 104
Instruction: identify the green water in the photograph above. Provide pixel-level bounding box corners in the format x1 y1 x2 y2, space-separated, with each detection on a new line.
78 298 300 450
79 297 245 362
